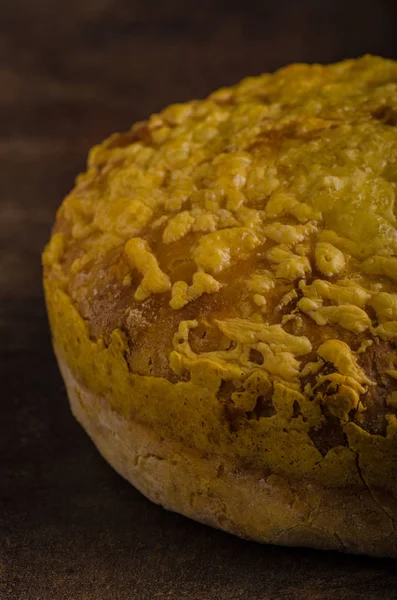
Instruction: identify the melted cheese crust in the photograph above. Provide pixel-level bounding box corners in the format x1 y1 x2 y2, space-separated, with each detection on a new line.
44 56 397 495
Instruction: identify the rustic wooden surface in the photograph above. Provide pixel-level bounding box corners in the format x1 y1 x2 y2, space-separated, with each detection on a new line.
2 1 397 598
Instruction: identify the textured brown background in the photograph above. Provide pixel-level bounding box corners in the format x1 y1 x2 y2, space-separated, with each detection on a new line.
2 1 397 598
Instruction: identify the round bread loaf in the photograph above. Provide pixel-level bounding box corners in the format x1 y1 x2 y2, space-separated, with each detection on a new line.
43 56 397 557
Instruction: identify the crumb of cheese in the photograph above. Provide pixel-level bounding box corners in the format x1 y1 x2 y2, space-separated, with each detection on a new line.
124 237 171 301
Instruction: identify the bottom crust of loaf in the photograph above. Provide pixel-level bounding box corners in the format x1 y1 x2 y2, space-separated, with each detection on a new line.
57 353 397 557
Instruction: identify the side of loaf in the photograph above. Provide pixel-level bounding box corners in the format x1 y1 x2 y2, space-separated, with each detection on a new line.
43 55 397 556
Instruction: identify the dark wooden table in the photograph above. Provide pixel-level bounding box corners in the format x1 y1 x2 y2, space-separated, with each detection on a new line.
2 2 397 598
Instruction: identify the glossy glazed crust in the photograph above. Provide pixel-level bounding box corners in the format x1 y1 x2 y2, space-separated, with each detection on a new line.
59 352 397 557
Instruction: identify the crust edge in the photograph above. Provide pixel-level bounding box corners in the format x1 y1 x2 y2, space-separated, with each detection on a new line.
58 353 397 557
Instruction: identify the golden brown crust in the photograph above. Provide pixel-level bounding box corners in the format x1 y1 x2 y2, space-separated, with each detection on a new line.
60 353 397 557
43 56 397 555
